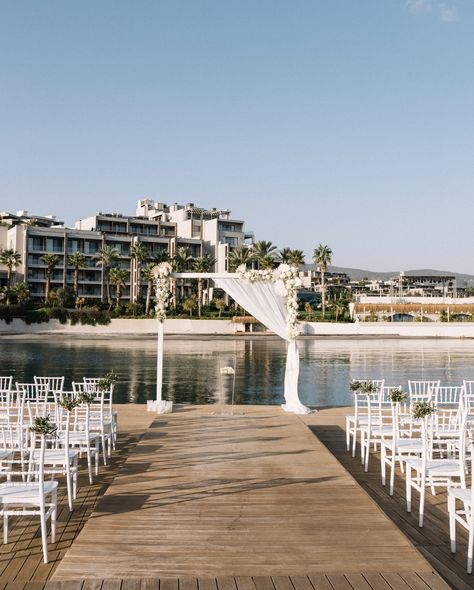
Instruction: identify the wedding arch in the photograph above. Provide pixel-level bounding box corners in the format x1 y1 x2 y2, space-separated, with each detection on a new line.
151 263 311 415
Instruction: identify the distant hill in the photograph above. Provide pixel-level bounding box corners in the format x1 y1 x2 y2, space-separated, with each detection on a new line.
303 265 474 285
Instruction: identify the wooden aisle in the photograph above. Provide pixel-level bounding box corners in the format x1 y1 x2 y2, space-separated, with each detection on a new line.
52 406 444 584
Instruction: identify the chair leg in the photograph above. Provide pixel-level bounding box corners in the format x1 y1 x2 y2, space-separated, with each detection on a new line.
95 440 100 476
419 478 426 527
406 465 412 513
352 426 357 457
346 419 350 451
3 514 8 544
381 445 386 486
40 509 48 563
448 493 456 554
467 514 473 575
390 452 396 496
51 490 57 544
73 458 78 500
364 438 370 472
86 448 93 484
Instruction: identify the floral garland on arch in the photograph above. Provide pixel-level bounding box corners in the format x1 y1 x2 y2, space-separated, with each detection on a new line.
152 262 172 321
237 264 302 340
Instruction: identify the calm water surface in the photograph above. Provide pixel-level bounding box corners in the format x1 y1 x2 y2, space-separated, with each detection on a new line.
1 336 474 406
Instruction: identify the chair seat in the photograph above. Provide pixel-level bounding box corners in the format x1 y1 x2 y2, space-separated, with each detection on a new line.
0 480 58 503
63 432 100 442
448 487 473 504
30 449 79 464
382 438 423 452
405 457 462 476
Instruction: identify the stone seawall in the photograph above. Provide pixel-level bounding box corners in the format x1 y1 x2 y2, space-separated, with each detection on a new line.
1 318 474 338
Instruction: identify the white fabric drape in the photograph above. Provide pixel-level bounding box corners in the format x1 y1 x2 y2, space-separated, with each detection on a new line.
214 277 310 414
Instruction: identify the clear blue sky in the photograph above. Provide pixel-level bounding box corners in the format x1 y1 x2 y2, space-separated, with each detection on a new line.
1 0 473 273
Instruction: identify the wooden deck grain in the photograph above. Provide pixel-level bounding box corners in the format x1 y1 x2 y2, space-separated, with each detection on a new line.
53 406 436 581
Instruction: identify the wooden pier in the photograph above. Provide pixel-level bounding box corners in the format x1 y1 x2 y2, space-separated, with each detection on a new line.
52 406 445 586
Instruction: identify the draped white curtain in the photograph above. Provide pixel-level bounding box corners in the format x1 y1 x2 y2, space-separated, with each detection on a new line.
214 277 310 414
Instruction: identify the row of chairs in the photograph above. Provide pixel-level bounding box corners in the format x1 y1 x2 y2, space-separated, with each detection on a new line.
345 378 474 574
0 375 117 563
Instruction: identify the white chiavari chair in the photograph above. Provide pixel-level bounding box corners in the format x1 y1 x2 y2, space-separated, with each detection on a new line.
345 379 385 457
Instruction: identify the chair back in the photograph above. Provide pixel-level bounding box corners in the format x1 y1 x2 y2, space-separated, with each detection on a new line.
409 380 440 402
0 376 13 405
34 376 64 403
436 386 463 408
17 383 50 421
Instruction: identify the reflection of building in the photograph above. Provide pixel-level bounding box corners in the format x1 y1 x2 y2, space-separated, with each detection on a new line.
0 200 252 301
352 302 474 323
351 273 459 299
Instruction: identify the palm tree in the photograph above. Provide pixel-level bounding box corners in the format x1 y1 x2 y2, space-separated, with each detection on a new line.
129 240 148 302
277 247 292 264
252 240 277 269
109 267 129 307
68 252 86 304
183 295 197 317
259 254 277 270
93 245 120 305
192 254 215 317
142 263 157 316
229 245 253 271
287 249 305 268
0 249 21 289
40 253 59 303
11 282 30 305
313 244 333 318
173 246 193 304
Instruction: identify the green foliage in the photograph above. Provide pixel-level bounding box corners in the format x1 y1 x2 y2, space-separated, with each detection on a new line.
24 308 50 324
412 400 436 420
350 380 379 394
78 391 95 405
48 306 69 324
30 415 57 437
389 389 409 403
59 396 79 412
96 370 119 391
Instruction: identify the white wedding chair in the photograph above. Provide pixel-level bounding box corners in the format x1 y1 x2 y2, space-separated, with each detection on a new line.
73 382 110 466
380 400 423 495
83 378 117 451
0 430 58 563
448 440 474 574
405 410 467 527
27 401 79 512
437 386 464 409
359 392 393 472
345 379 385 457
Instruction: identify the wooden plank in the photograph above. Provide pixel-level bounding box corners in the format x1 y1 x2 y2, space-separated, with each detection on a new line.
343 574 372 590
160 580 179 590
360 574 393 590
121 581 141 590
140 580 159 590
179 580 198 590
101 582 122 590
307 577 332 590
251 579 273 590
379 574 413 590
413 573 450 590
289 577 312 590
270 579 292 590
324 576 352 590
81 582 103 590
234 578 256 590
197 581 217 590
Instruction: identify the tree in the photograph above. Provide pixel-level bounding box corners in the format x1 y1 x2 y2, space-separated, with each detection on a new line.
11 282 30 305
277 247 292 264
259 254 277 270
173 246 193 304
0 249 21 292
93 245 120 305
287 249 305 268
192 254 215 317
142 263 157 316
183 295 197 317
40 253 59 303
129 240 148 301
313 244 333 318
212 297 227 318
252 240 277 269
229 245 253 271
68 252 86 304
109 267 129 307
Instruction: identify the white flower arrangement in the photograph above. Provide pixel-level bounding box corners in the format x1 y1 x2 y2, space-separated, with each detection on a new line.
220 366 235 375
152 262 172 321
237 263 301 340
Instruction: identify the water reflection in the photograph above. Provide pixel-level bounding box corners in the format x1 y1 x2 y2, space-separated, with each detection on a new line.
1 337 474 407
